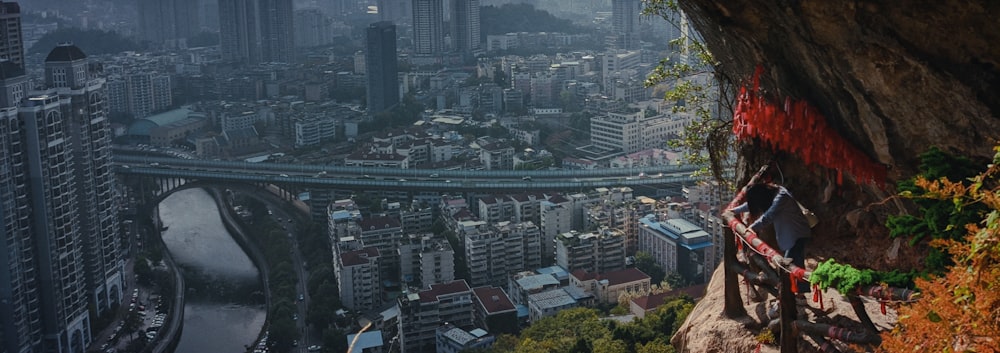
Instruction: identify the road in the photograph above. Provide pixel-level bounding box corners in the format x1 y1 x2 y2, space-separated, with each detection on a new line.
261 197 319 353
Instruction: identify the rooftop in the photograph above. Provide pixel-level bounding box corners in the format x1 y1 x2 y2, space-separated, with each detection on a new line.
528 288 577 310
419 280 471 303
340 247 380 266
45 43 87 62
515 274 560 291
346 331 384 353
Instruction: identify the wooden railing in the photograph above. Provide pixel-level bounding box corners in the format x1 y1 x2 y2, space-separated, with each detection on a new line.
722 164 918 353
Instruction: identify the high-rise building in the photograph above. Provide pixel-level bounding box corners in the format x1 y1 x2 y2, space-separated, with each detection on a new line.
0 1 23 68
365 21 400 115
0 43 122 353
44 44 123 319
555 228 626 274
218 0 295 65
450 0 480 55
411 0 444 55
107 71 173 119
294 8 335 47
611 0 640 50
397 280 474 353
259 0 295 63
637 215 715 284
378 0 410 23
137 0 201 47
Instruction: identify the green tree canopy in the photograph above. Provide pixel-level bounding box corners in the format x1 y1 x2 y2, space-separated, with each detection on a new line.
480 4 585 37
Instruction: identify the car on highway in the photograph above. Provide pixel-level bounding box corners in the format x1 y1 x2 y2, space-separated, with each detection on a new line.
307 345 322 351
522 176 532 181
279 174 289 178
429 173 439 178
298 293 305 301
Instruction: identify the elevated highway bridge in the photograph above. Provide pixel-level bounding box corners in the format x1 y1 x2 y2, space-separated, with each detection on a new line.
112 155 705 192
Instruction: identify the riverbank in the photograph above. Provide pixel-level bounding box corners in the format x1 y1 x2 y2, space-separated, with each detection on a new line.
147 207 184 353
209 188 273 351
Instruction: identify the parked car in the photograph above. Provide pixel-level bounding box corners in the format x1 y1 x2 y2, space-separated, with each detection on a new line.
307 345 322 351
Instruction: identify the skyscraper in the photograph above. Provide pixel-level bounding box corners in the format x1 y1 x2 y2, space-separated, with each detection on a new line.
0 43 122 353
137 0 201 47
412 0 444 55
0 0 23 67
259 0 295 63
218 0 295 65
44 43 123 321
107 71 173 119
450 0 480 55
365 21 399 115
378 0 410 23
611 0 640 50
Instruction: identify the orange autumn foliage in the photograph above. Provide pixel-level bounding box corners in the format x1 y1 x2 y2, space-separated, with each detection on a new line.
879 146 1000 353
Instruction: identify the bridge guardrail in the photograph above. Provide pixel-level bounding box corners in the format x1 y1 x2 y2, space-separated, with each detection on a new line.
112 154 699 179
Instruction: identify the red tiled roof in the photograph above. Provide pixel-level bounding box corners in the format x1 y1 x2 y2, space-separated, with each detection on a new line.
631 284 708 310
600 268 650 286
573 268 651 286
546 194 569 204
452 209 475 221
340 247 380 266
570 269 598 281
419 280 471 303
472 286 516 314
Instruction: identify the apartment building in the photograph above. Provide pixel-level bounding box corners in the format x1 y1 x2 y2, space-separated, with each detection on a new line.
337 247 382 311
398 234 455 289
459 220 542 287
637 215 715 284
569 268 650 305
555 228 626 274
397 280 475 353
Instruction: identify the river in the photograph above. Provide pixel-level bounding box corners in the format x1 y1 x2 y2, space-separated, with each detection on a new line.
159 188 266 353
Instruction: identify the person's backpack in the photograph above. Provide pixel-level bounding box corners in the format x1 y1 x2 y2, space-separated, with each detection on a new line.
798 202 819 228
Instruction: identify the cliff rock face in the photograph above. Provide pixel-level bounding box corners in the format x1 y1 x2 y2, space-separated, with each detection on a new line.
672 1 999 351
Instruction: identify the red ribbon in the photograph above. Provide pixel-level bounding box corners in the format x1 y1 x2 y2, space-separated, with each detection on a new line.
813 284 824 310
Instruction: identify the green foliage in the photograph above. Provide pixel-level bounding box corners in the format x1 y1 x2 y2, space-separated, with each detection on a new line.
634 252 666 284
321 328 348 353
486 297 692 353
885 146 988 272
480 4 585 36
810 259 919 294
29 28 141 55
809 258 875 294
642 0 733 185
358 93 425 133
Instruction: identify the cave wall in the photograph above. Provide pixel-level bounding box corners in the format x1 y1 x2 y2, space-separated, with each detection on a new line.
681 0 999 177
674 0 1000 266
671 1 1000 351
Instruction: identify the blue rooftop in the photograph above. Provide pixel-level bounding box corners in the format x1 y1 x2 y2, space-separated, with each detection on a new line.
347 331 383 353
515 274 560 291
535 265 569 281
515 304 529 318
128 107 199 136
640 215 712 249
